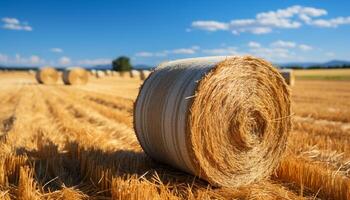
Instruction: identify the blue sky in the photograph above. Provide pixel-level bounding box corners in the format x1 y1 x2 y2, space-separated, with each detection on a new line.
0 0 350 67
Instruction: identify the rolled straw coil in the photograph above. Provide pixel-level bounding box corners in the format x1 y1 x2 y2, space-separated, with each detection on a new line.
62 67 89 85
134 56 291 187
35 67 59 84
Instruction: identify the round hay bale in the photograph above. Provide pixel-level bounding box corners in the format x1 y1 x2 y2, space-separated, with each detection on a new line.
35 67 59 84
134 56 291 187
140 70 151 80
129 70 140 78
62 67 89 85
279 69 295 86
28 70 36 75
105 70 112 76
96 70 105 78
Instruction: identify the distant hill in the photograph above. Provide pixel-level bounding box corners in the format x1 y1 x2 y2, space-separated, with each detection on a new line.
86 64 111 70
279 60 350 68
323 60 350 67
133 64 153 70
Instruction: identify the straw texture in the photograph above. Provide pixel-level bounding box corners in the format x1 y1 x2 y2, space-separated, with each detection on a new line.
280 69 295 86
62 67 89 85
134 56 291 187
35 67 59 84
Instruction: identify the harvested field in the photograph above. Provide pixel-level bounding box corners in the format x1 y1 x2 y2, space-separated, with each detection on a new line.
0 70 349 199
294 68 350 81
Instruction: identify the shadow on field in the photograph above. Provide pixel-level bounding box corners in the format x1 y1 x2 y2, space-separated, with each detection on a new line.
14 138 209 196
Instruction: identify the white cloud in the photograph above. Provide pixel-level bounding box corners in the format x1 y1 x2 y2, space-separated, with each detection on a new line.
299 44 313 51
202 46 239 55
1 17 32 31
135 46 200 57
191 45 200 50
0 53 8 63
2 17 19 24
248 41 261 48
172 48 196 54
271 40 296 48
325 52 335 57
270 40 313 51
191 21 229 31
50 48 63 53
309 17 350 27
30 55 41 64
0 53 45 65
250 47 291 61
230 19 255 26
244 40 316 61
59 56 71 65
14 54 45 65
251 27 272 34
0 53 114 67
77 58 111 66
190 5 350 35
135 52 154 57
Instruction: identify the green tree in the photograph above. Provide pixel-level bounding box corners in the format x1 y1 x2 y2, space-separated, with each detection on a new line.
112 56 132 71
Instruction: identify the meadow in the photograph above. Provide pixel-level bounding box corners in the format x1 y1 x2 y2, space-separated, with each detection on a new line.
0 69 349 199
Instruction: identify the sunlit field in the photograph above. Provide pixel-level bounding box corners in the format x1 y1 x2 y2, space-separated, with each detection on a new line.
295 68 350 80
0 70 349 199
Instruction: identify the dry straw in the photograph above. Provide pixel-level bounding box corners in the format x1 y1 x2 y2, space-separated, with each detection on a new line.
62 67 89 85
134 56 291 187
35 67 59 84
279 69 295 86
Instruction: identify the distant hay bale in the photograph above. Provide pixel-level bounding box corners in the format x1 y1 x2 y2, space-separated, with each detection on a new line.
96 70 105 78
35 67 59 84
140 70 151 80
129 70 140 78
62 67 89 85
118 71 126 77
105 70 112 76
28 70 36 75
279 69 295 86
134 56 291 187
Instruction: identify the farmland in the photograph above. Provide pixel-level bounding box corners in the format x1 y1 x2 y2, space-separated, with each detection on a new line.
294 68 350 81
0 69 350 199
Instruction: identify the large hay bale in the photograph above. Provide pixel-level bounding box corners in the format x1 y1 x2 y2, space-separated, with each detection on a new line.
129 70 140 78
35 67 59 84
134 56 291 187
279 69 295 86
62 67 89 85
140 70 151 80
